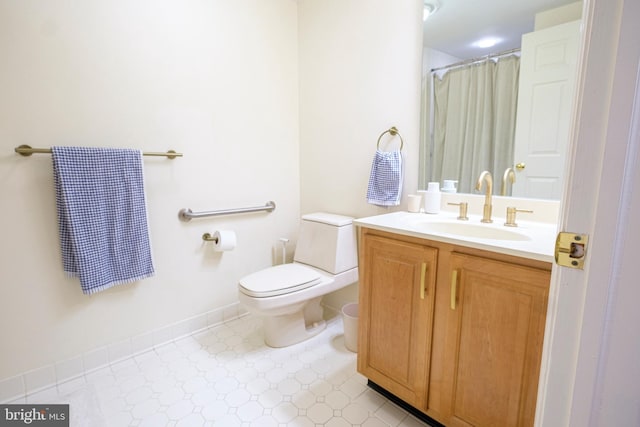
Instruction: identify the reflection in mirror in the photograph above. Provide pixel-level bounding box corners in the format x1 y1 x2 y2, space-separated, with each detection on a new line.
419 0 583 200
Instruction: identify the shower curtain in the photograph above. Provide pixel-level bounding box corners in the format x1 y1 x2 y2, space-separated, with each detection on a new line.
428 55 520 194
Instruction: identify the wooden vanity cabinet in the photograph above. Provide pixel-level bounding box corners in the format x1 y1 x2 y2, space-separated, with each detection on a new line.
444 253 550 427
357 228 551 427
357 233 438 412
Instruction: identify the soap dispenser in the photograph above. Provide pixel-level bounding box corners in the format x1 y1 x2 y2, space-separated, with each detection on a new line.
423 182 441 214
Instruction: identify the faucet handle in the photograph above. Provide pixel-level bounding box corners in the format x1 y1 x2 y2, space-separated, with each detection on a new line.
448 202 469 221
504 207 533 227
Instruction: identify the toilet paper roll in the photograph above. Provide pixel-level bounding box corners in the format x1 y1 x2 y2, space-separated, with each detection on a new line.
213 230 237 252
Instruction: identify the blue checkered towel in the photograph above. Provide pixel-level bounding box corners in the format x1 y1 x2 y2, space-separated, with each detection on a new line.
52 147 155 295
366 149 403 206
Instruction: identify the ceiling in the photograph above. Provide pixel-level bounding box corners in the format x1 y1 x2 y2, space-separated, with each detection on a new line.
423 0 580 60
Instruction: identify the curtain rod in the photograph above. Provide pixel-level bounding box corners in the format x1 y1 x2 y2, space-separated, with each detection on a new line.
430 47 521 73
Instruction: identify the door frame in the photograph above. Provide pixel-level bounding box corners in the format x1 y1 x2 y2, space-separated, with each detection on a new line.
536 0 640 424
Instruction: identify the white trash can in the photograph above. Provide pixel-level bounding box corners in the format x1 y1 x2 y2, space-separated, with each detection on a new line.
341 303 358 352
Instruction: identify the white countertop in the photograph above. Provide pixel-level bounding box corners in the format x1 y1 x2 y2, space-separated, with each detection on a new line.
354 211 557 263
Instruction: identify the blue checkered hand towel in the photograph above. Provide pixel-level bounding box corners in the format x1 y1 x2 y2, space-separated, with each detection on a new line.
366 149 403 206
52 146 155 295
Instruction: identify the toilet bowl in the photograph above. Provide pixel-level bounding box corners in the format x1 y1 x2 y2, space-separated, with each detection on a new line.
238 213 359 348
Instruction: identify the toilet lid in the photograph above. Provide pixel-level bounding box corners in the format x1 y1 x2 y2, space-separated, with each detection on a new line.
239 264 323 297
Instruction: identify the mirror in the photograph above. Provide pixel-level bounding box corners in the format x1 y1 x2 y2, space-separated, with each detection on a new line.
419 0 583 200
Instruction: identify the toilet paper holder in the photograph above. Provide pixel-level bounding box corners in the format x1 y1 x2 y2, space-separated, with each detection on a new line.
202 232 218 242
202 230 237 252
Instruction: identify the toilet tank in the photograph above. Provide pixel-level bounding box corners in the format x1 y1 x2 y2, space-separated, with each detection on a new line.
294 212 357 274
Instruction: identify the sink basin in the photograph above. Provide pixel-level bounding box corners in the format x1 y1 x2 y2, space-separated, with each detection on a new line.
412 221 531 241
354 211 557 262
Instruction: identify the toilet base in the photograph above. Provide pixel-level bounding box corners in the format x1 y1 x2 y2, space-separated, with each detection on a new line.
262 296 326 347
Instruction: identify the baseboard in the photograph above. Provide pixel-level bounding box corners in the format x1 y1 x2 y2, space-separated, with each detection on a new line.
0 302 247 403
367 380 445 427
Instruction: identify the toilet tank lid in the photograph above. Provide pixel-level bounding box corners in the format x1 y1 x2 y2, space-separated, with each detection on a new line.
302 212 353 227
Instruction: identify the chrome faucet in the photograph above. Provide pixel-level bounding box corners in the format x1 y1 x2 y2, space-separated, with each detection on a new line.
476 171 493 223
501 167 516 196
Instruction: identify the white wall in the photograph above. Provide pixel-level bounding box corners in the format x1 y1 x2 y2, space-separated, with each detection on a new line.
535 1 583 31
297 0 423 311
422 47 461 76
0 0 300 384
298 0 424 219
0 0 425 394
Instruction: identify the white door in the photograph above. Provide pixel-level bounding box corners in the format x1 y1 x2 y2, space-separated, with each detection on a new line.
536 0 640 425
512 20 581 199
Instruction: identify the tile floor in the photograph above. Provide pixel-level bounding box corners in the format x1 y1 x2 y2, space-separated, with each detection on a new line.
19 314 432 426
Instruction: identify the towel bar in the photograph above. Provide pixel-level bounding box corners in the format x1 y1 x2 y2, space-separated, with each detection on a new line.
178 201 276 222
14 145 182 159
376 126 404 151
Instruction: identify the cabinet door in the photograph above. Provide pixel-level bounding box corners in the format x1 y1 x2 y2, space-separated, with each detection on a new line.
358 234 438 411
444 253 550 427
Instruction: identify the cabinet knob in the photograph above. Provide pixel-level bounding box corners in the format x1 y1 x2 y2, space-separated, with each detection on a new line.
450 270 458 310
420 263 428 300
515 162 526 171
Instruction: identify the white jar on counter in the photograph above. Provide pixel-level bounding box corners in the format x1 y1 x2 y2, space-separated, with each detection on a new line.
423 182 441 214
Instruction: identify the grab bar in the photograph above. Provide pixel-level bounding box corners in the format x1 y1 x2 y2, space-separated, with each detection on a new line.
178 201 276 222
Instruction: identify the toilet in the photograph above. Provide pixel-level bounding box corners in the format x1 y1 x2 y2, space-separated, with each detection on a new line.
238 212 359 348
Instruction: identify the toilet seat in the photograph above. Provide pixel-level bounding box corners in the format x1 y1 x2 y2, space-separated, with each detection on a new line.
239 263 323 298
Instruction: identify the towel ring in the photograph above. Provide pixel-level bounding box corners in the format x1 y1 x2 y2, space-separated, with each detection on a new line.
376 126 404 151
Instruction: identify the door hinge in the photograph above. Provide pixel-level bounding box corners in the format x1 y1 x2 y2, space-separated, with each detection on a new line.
555 232 589 269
